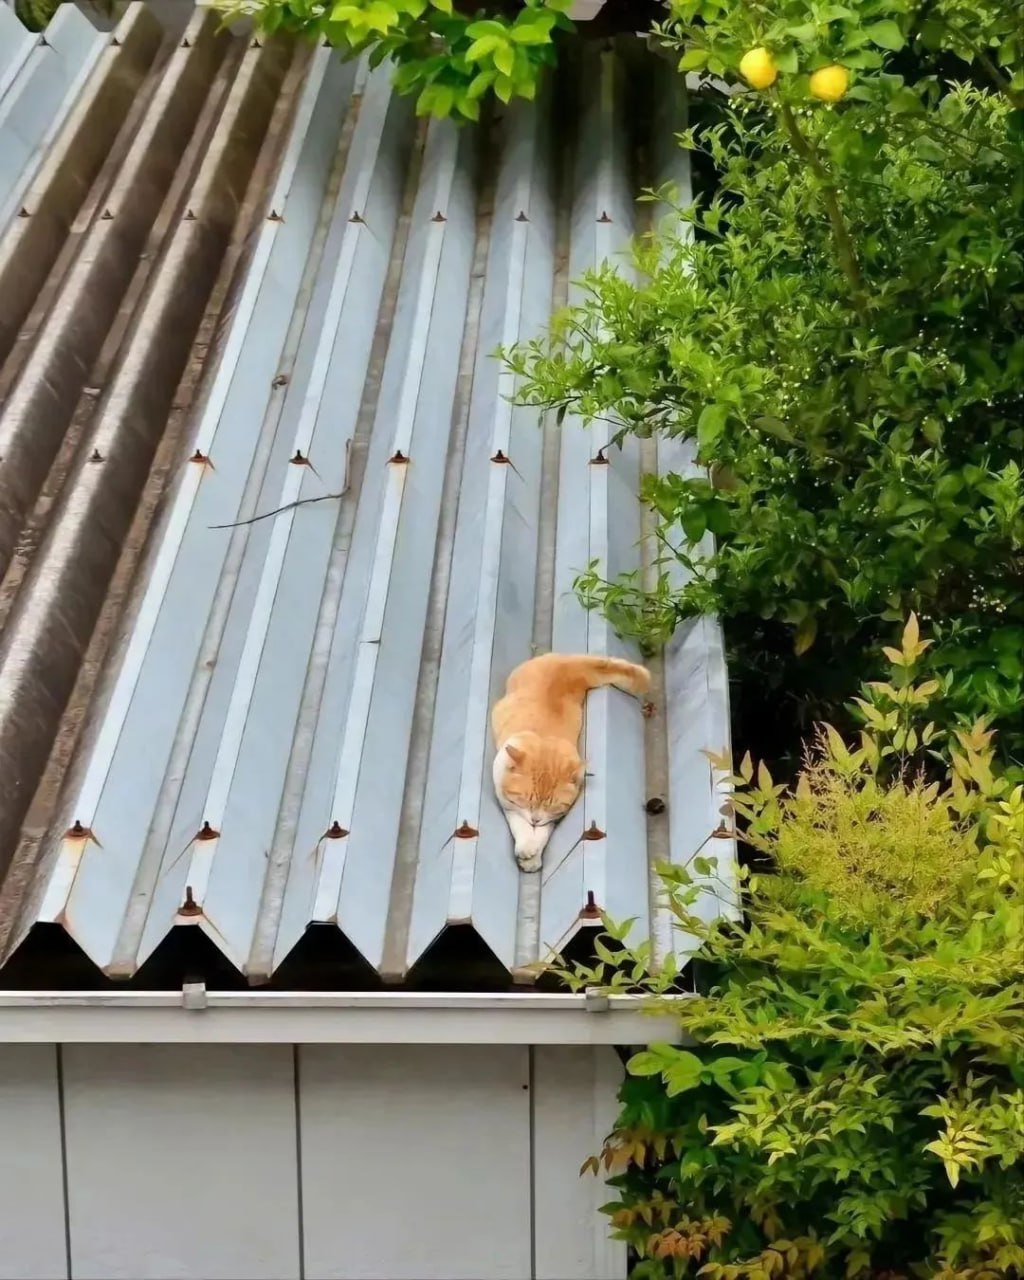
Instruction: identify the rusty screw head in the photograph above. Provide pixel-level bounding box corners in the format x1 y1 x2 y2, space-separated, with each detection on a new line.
325 821 349 839
579 890 601 919
645 796 666 816
179 886 202 917
454 822 479 839
581 821 606 841
196 821 219 841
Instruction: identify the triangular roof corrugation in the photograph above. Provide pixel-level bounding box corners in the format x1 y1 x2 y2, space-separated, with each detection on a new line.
0 3 736 990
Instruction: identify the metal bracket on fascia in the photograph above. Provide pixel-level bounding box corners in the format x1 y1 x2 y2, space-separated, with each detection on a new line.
182 982 208 1011
584 990 610 1013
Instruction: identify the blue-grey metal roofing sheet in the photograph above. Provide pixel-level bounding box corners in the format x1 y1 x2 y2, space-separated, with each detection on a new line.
0 3 735 988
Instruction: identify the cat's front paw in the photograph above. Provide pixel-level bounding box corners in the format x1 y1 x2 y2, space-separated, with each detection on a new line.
515 848 543 873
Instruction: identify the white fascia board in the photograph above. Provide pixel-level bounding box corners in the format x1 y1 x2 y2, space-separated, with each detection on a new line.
0 989 687 1045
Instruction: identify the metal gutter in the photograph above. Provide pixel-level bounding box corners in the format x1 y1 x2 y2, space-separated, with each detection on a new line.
0 988 685 1045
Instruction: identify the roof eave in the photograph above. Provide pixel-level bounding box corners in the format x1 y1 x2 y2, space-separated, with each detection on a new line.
0 987 688 1045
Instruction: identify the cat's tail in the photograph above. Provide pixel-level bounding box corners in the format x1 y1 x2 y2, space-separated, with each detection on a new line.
569 654 650 698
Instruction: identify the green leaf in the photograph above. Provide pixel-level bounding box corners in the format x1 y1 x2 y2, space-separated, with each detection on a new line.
864 19 905 50
429 0 452 10
678 46 708 71
493 42 514 77
697 403 728 449
466 35 501 61
466 67 496 97
465 18 509 38
794 614 818 655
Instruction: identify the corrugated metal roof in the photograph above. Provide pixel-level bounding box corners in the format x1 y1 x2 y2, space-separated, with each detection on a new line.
0 2 736 989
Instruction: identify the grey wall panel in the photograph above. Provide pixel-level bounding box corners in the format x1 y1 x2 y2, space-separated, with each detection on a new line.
532 1046 627 1280
62 1044 299 1280
299 1044 531 1280
0 1045 65 1280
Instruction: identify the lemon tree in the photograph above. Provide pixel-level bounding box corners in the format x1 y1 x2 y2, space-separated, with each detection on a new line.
507 0 1024 767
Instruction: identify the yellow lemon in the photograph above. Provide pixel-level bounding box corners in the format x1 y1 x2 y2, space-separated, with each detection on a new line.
739 47 778 90
809 64 850 102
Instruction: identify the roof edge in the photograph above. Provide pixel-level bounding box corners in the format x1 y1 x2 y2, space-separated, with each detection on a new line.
0 988 686 1045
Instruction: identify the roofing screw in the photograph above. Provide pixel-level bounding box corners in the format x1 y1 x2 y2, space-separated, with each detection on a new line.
515 210 529 222
250 36 262 47
325 821 349 839
181 36 191 47
111 35 121 46
179 886 202 917
431 211 447 222
272 373 288 389
388 449 409 464
189 449 209 464
184 209 196 221
597 211 612 223
290 449 309 465
195 821 220 841
90 449 104 463
581 821 606 841
579 889 602 919
645 796 666 815
101 209 113 220
17 206 29 218
642 700 656 719
454 821 479 839
349 211 364 223
268 209 283 222
711 823 736 840
66 820 89 840
491 449 510 464
38 34 49 46
590 448 609 465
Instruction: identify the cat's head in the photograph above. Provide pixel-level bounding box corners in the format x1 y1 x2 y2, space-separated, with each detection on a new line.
494 733 585 827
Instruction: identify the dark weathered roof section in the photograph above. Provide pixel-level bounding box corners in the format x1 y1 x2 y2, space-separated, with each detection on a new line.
0 4 735 990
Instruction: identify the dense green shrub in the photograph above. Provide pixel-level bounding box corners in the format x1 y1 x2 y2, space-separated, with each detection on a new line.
556 621 1024 1278
505 1 1023 762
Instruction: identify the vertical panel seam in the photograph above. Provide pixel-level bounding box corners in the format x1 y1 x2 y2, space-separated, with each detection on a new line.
55 1044 73 1280
528 1044 537 1280
293 1044 306 1280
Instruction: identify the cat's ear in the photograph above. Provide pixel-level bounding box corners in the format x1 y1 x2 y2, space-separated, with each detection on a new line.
505 744 525 767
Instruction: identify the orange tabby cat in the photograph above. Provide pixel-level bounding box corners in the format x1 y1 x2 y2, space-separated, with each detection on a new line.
491 652 650 872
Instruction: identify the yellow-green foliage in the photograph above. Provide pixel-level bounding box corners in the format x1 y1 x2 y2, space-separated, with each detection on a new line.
770 755 976 919
553 618 1024 1279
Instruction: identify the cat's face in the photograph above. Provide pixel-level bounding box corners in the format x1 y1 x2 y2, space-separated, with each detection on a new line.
495 738 585 828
